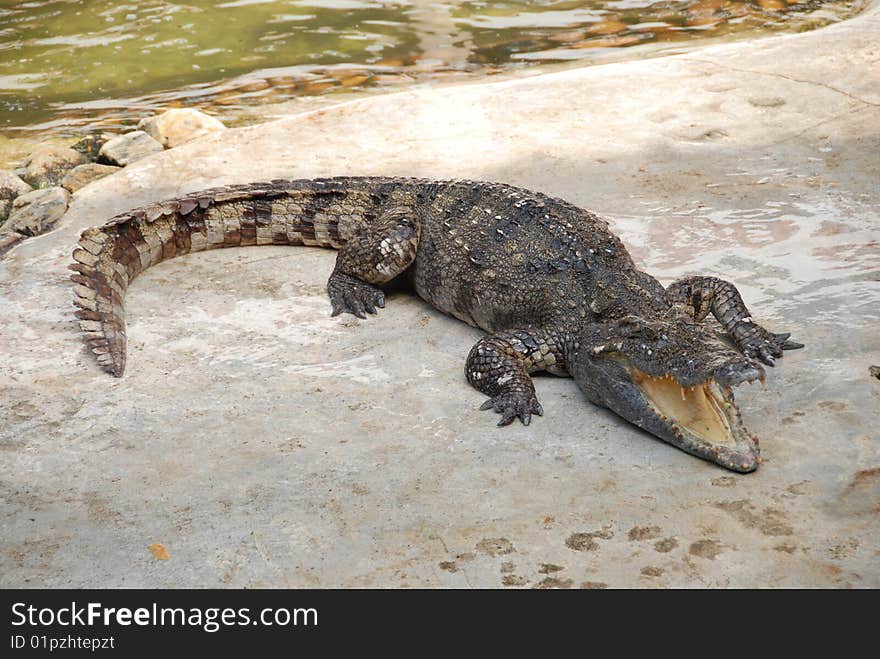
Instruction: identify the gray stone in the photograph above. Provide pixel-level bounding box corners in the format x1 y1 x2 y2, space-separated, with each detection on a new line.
97 131 163 166
0 170 32 200
61 163 121 193
0 171 32 222
18 145 86 188
0 2 878 588
138 108 226 148
4 186 70 236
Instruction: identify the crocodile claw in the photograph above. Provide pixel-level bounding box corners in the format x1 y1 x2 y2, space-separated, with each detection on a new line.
480 391 544 426
775 332 804 351
740 328 803 366
328 272 385 319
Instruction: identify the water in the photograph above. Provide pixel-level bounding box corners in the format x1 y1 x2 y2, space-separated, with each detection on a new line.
0 0 863 164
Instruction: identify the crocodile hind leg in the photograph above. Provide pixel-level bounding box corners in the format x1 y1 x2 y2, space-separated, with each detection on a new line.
466 327 569 426
666 276 803 366
328 206 420 318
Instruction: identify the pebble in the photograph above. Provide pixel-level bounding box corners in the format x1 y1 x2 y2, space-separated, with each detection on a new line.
0 170 33 222
4 186 70 237
98 131 164 166
17 145 87 188
137 108 226 148
61 163 121 193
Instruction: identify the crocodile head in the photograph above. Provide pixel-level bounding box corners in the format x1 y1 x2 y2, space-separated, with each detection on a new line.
571 315 765 472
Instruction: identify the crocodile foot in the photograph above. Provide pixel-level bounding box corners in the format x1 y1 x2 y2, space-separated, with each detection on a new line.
480 390 544 426
736 325 803 366
328 272 385 319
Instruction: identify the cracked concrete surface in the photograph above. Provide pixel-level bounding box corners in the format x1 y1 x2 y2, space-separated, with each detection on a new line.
1 3 878 587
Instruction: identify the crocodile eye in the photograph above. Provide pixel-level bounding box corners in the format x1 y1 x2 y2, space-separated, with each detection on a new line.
617 316 659 341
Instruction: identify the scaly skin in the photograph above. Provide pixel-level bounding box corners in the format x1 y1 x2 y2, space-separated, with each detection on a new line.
71 177 802 472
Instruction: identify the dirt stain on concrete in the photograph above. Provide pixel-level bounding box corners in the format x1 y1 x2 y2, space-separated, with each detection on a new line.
714 500 794 536
848 467 880 486
829 538 859 560
774 543 797 554
438 561 458 573
501 574 528 587
786 481 811 496
500 561 515 574
689 539 723 559
538 563 565 574
654 537 678 553
84 493 124 526
641 566 664 577
580 581 608 589
475 537 515 556
832 467 880 516
781 410 806 425
566 527 614 552
534 576 574 589
5 537 64 570
748 96 786 108
566 533 599 551
628 525 661 541
711 476 736 487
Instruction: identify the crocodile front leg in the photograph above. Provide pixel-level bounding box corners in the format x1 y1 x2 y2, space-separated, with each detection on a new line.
466 327 569 426
328 206 420 318
666 276 803 366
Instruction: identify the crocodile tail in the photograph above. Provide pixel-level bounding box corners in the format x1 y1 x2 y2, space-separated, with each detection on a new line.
70 180 347 377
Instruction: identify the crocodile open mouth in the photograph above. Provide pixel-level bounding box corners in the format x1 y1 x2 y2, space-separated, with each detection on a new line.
627 367 761 471
631 370 736 446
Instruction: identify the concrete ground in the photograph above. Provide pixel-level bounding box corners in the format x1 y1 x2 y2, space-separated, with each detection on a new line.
1 3 878 588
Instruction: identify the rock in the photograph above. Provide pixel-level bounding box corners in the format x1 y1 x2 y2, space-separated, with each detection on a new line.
18 146 87 188
61 163 121 193
71 133 114 161
137 109 226 148
0 170 32 199
4 187 70 237
0 230 25 256
0 171 33 222
98 131 164 166
587 20 629 35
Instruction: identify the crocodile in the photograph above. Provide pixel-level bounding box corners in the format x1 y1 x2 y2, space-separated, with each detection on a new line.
70 177 802 472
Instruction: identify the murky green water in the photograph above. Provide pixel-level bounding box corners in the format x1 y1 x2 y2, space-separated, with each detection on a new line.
0 0 862 163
